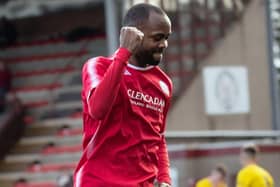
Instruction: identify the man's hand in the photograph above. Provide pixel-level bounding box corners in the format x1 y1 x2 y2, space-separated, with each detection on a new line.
120 26 144 53
158 182 171 187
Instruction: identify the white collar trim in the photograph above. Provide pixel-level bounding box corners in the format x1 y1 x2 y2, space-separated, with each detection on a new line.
127 63 155 71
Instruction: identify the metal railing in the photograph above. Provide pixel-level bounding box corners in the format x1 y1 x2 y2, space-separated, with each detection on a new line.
166 130 280 143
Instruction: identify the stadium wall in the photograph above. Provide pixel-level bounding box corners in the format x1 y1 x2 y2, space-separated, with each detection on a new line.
167 0 272 131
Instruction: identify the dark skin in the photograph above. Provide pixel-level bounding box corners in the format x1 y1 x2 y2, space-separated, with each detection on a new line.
129 11 172 67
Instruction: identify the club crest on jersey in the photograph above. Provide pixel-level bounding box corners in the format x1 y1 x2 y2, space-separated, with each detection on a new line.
159 81 169 96
124 69 131 75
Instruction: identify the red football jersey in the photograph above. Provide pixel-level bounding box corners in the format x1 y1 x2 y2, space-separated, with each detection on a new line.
74 48 172 187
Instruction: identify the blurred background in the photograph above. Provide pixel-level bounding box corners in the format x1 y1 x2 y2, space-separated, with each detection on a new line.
0 0 279 187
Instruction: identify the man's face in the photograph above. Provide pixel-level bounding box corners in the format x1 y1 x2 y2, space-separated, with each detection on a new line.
135 12 171 66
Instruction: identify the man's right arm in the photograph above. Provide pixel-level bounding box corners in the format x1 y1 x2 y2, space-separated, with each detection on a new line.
87 48 130 120
86 27 144 120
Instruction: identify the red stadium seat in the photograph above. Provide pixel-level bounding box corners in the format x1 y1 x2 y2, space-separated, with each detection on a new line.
69 111 83 118
26 162 76 173
13 181 57 187
41 144 82 155
56 128 83 137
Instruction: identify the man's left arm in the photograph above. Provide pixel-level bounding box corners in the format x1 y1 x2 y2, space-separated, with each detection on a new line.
157 78 173 187
157 136 171 187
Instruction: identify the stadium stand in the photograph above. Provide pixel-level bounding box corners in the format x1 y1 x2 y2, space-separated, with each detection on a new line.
0 118 82 187
1 35 106 120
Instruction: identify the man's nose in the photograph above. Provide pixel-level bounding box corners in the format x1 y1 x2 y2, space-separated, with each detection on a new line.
159 40 168 49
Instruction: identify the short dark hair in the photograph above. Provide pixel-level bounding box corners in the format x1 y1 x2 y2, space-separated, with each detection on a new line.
242 143 259 158
123 3 166 27
214 164 227 178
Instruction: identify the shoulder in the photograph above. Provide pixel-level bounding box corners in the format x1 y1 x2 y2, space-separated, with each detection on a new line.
258 166 274 180
259 166 271 175
154 66 173 95
82 56 112 76
196 178 210 187
155 66 172 85
238 166 249 175
237 167 250 180
238 165 261 182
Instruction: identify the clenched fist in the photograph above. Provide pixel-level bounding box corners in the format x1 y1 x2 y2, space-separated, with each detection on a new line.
120 26 144 53
158 183 171 187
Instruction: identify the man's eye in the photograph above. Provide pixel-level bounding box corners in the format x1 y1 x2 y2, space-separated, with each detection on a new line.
154 35 164 42
154 36 163 41
153 34 170 42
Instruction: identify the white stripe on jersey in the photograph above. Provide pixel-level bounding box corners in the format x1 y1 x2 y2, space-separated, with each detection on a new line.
75 164 85 187
86 122 101 159
86 58 100 103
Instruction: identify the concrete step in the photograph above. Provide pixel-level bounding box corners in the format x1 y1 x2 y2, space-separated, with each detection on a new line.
24 121 82 137
11 85 82 103
9 134 82 155
12 70 80 88
19 134 82 146
0 170 73 186
1 37 106 58
25 100 82 118
4 152 81 164
0 153 81 172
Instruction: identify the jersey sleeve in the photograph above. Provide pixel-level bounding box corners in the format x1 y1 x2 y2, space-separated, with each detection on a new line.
157 84 173 185
82 58 102 103
263 170 274 187
160 86 172 134
82 47 131 120
157 135 171 185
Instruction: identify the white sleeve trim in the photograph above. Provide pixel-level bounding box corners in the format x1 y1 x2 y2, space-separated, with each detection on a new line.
86 58 100 103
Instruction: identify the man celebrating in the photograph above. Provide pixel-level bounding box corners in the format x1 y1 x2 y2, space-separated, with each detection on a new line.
236 143 274 187
74 3 172 187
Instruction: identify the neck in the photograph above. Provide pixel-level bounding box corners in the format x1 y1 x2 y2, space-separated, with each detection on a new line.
129 55 149 68
244 160 256 167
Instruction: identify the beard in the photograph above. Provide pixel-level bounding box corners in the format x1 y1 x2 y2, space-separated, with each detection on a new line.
135 48 163 66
